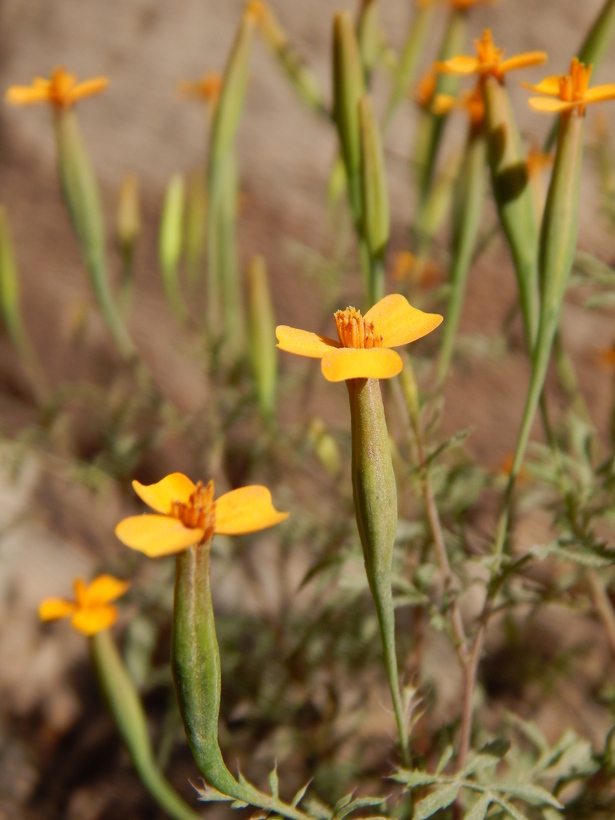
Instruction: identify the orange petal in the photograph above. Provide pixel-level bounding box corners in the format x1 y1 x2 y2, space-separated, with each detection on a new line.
522 76 561 95
132 472 196 514
215 486 289 535
320 347 402 381
70 77 109 102
275 326 340 359
115 514 203 557
364 294 443 348
435 55 480 75
585 84 615 105
528 97 577 113
39 598 77 622
431 94 457 116
5 85 51 105
72 605 118 636
499 51 547 74
82 575 131 607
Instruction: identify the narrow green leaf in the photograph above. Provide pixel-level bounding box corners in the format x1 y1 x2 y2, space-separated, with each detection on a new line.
414 784 460 820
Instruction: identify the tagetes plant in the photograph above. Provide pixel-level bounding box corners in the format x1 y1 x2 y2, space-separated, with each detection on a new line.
5 67 109 109
433 81 485 128
39 575 130 636
437 29 546 82
525 57 615 115
276 294 442 382
115 473 288 557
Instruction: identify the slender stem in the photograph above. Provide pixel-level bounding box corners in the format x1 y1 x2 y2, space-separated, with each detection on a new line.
588 570 615 657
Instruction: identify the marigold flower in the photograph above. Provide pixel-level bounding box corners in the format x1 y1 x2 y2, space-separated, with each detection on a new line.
115 473 288 558
39 575 130 636
179 73 223 104
6 67 109 109
525 57 615 115
276 294 442 382
432 81 485 128
436 29 546 83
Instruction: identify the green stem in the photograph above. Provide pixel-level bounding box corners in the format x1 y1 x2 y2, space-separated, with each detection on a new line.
90 630 201 820
347 377 409 765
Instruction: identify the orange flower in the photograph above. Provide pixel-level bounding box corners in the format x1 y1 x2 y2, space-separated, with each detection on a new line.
39 575 130 636
276 294 442 382
432 81 485 128
115 473 288 558
525 58 615 116
436 29 546 83
179 73 223 104
6 67 109 110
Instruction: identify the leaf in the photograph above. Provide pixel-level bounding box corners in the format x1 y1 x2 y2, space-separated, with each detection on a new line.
268 763 279 799
335 796 387 820
192 781 235 803
496 783 562 809
291 780 312 808
491 796 530 820
436 745 454 775
464 794 492 820
414 784 461 820
392 769 438 788
529 541 615 568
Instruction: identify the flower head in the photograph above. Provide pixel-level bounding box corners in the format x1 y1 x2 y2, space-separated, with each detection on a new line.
179 73 223 104
525 58 615 116
276 294 442 382
6 67 109 110
436 30 546 83
115 473 288 558
433 81 485 129
39 575 130 636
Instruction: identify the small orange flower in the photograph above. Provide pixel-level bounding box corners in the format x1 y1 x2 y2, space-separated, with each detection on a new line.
6 67 109 110
436 29 546 83
414 68 437 110
179 73 223 104
115 473 288 558
525 145 554 179
276 294 442 382
39 575 130 636
525 58 615 116
432 81 485 128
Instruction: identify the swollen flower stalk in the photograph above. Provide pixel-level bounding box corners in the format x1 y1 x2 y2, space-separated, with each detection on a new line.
247 255 277 421
159 173 187 321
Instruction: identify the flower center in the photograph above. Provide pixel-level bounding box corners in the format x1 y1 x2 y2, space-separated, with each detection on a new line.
334 307 383 349
475 30 503 71
559 58 592 106
49 68 75 108
171 480 216 542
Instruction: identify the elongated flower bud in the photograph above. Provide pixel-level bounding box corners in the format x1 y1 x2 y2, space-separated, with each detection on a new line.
159 173 187 321
247 255 277 420
54 109 136 360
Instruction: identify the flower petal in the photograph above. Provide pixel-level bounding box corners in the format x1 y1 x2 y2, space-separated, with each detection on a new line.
215 486 289 534
70 77 109 102
82 575 131 607
585 84 615 104
435 55 480 75
321 347 402 381
275 326 340 359
528 97 577 113
499 51 547 74
72 605 118 636
364 294 443 348
115 514 203 557
132 472 196 514
521 76 561 95
5 85 51 105
39 598 77 622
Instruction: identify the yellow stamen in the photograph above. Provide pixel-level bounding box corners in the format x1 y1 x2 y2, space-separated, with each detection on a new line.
334 307 383 349
170 479 216 541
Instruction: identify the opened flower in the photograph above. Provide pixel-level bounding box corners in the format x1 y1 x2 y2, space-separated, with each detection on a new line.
276 294 442 382
6 67 109 109
525 58 615 115
436 29 546 83
433 81 485 129
39 575 130 636
115 473 288 558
